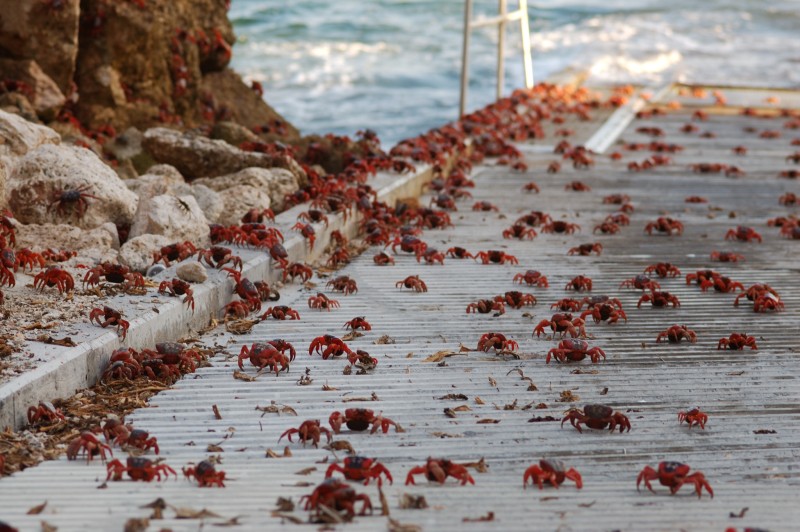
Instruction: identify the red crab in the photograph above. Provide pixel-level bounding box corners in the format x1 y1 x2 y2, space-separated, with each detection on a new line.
326 456 393 487
326 247 351 268
292 222 316 249
83 262 145 291
197 246 242 270
779 193 798 206
260 305 300 320
644 217 684 235
89 306 130 339
241 207 275 224
605 212 630 226
158 278 195 311
725 226 762 242
224 269 262 311
475 250 519 265
522 181 540 193
101 348 141 381
550 298 581 312
405 458 475 485
33 266 74 293
13 249 45 272
106 457 175 483
513 270 548 287
476 332 519 352
734 284 779 307
754 292 785 312
237 342 281 370
27 401 65 426
466 299 505 315
516 211 552 227
565 275 592 291
329 408 399 434
603 194 631 205
417 248 446 265
496 291 536 309
472 201 498 212
541 220 581 234
183 460 226 487
48 184 99 219
656 324 697 343
503 224 537 240
580 303 627 324
389 235 427 255
301 478 373 521
152 241 197 266
638 291 680 308
561 404 631 433
124 429 160 454
685 269 719 288
523 459 583 490
717 332 758 350
546 339 605 364
565 181 591 191
593 221 620 234
533 313 586 338
685 196 708 203
282 262 313 282
309 334 353 359
704 275 744 293
308 292 340 311
395 275 427 292
637 462 713 498
327 275 358 295
678 408 708 429
568 243 602 256
279 419 332 447
343 316 372 331
644 263 681 278
66 431 113 462
297 209 329 227
446 246 474 259
373 252 395 266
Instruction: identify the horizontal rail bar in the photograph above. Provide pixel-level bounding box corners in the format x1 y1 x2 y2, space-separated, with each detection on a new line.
469 10 525 28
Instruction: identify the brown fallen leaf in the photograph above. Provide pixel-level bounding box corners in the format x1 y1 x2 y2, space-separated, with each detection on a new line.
474 396 485 405
21 322 58 331
295 466 316 476
225 319 258 335
431 432 462 438
124 518 150 532
488 376 497 387
600 387 609 395
379 486 390 516
443 408 457 418
140 498 167 519
729 507 748 518
41 521 58 532
463 511 494 523
34 335 76 347
578 500 596 508
212 404 222 420
463 457 489 473
212 517 243 527
535 402 548 409
571 368 598 375
27 500 47 515
502 399 518 410
477 418 500 424
233 370 256 382
398 493 429 510
341 331 363 341
207 444 224 453
453 405 471 412
558 390 579 403
275 497 295 512
342 392 380 403
436 393 468 401
423 350 464 363
322 383 338 391
528 416 558 422
266 448 291 459
255 402 298 417
374 335 396 345
171 506 222 519
388 519 422 532
753 429 777 434
405 352 414 358
271 512 304 524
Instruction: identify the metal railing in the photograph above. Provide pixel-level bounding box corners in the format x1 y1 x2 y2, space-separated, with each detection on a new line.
459 0 534 117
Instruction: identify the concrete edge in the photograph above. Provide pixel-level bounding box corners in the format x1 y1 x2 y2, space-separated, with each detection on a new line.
0 161 441 430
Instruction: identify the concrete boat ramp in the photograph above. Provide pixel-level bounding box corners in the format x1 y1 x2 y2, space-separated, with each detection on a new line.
1 83 799 531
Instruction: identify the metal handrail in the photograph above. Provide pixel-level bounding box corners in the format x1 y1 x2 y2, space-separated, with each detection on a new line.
459 0 534 117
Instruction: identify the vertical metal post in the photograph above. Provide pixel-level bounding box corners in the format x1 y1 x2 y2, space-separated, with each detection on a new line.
497 0 507 100
519 0 534 88
459 0 473 117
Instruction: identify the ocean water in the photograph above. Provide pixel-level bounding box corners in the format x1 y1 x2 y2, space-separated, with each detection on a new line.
230 0 800 145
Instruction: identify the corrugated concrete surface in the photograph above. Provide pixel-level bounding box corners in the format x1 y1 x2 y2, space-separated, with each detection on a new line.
1 87 799 531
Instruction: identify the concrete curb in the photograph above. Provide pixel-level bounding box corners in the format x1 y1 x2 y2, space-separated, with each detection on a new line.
0 162 440 430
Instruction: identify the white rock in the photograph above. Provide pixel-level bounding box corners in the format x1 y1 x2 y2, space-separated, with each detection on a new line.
119 234 171 273
176 262 208 283
172 183 224 224
0 109 61 159
13 222 120 263
6 144 139 229
194 166 298 213
216 184 272 226
128 193 209 246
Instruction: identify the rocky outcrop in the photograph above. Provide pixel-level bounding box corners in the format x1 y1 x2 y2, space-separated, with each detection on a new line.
14 222 120 263
6 144 138 229
119 234 171 273
0 59 66 121
0 109 61 159
194 167 299 215
128 193 209 245
142 127 307 184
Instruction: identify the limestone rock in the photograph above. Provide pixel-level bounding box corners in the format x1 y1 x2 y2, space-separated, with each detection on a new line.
216 184 272 226
125 164 186 200
0 0 80 95
0 109 61 159
210 120 260 147
13 222 119 263
0 59 66 121
176 262 208 284
171 183 224 224
119 234 171 274
194 167 299 213
6 144 138 229
142 127 306 184
129 193 209 246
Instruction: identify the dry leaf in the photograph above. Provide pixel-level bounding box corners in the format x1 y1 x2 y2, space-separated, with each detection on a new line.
322 383 338 391
502 399 518 410
140 498 167 519
463 457 489 473
35 335 76 347
431 432 462 438
729 507 749 519
558 390 579 402
477 418 500 424
341 331 363 341
212 404 222 420
21 322 57 331
437 393 468 401
342 392 380 403
398 493 429 510
379 486 390 517
443 408 457 418
212 517 243 527
453 405 471 412
275 497 295 512
600 387 609 395
463 511 494 522
295 467 316 476
41 521 58 532
271 512 304 524
535 402 548 409
327 440 355 454
124 518 150 532
528 416 558 423
488 376 497 387
578 501 596 508
474 396 485 405
255 402 298 417
27 501 47 515
423 350 463 362
374 335 395 345
405 353 414 358
225 319 258 335
207 444 224 453
172 506 222 519
233 370 256 382
571 368 598 375
388 519 422 532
